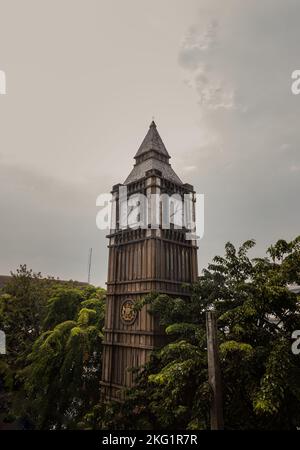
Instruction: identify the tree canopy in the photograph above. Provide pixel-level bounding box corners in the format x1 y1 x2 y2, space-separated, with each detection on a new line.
1 236 300 430
0 267 106 429
88 237 300 430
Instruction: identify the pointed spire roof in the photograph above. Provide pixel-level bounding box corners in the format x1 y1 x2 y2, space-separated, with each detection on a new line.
134 120 170 159
124 121 182 185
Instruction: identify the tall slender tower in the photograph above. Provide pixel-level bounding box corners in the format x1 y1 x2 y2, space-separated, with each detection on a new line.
101 121 198 401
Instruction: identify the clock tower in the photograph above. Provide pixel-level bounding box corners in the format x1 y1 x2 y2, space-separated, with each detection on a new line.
101 121 198 401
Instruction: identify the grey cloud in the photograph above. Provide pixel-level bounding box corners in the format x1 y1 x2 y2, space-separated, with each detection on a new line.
179 18 237 110
178 20 218 70
0 0 299 286
177 0 300 269
0 159 108 285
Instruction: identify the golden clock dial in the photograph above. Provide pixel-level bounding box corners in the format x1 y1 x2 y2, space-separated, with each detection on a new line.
120 299 137 324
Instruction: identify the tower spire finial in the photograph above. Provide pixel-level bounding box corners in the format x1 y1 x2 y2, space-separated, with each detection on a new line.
150 116 156 128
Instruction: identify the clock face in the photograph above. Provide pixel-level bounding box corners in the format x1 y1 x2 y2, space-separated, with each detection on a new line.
127 195 143 229
127 205 139 228
120 299 137 324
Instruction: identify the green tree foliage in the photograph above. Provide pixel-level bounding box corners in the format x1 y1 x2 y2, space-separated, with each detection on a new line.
0 265 53 364
23 291 105 429
1 237 300 430
89 237 300 430
0 266 106 429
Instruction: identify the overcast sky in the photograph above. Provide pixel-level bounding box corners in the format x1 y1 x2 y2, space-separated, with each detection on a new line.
0 0 299 286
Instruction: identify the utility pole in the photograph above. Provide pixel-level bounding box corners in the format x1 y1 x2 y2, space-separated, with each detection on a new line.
206 310 224 430
88 248 92 284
